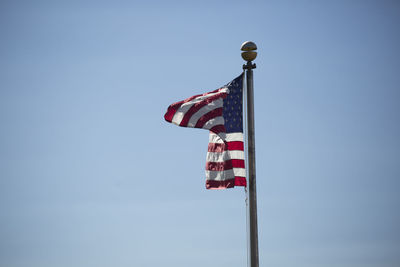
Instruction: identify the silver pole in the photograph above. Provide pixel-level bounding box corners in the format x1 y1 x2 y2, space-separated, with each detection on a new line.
241 41 259 267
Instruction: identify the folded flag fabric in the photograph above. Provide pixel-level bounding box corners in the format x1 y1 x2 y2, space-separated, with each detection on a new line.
164 74 246 189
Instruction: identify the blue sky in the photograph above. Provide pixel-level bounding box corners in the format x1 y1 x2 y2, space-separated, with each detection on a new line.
1 1 399 267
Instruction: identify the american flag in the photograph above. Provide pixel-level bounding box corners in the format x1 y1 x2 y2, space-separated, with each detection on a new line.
164 74 246 189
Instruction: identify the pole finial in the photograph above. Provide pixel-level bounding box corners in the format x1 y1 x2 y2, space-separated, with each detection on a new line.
241 41 257 62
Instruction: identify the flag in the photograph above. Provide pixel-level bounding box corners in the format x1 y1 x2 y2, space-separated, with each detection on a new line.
164 74 246 189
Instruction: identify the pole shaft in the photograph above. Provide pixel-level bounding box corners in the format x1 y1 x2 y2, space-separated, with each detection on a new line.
246 64 259 267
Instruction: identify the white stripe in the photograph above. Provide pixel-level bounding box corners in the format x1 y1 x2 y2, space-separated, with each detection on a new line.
171 89 227 126
206 168 245 181
225 133 244 142
229 150 245 159
232 168 246 177
209 132 223 143
187 98 223 127
206 150 230 162
206 169 235 180
209 132 244 143
202 116 224 130
207 150 244 162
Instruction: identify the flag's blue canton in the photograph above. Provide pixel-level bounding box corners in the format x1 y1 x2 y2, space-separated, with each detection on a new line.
223 74 243 133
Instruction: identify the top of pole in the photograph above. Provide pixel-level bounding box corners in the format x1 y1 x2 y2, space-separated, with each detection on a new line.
241 40 259 267
241 41 257 69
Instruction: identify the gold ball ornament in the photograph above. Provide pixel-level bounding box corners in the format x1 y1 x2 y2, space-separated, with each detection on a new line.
240 41 257 62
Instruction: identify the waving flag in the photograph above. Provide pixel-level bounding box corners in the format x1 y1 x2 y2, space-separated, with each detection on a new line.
164 74 246 189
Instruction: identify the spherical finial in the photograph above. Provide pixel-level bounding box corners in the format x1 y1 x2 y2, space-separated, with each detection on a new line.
241 41 257 62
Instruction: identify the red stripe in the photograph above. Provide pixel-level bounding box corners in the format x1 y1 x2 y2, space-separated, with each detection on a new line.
205 159 244 170
208 142 225 152
208 141 244 152
206 176 246 189
179 92 226 127
206 179 235 189
227 141 244 151
195 108 223 128
169 88 220 111
164 88 221 123
205 160 233 171
210 125 226 134
164 105 177 122
231 159 245 168
234 176 247 187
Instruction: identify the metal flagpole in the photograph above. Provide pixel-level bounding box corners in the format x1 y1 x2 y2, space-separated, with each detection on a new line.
241 41 259 267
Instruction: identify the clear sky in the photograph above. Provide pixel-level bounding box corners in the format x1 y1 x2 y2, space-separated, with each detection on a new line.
1 1 399 267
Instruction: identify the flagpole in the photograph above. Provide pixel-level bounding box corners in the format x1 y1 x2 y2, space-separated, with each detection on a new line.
241 41 259 267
